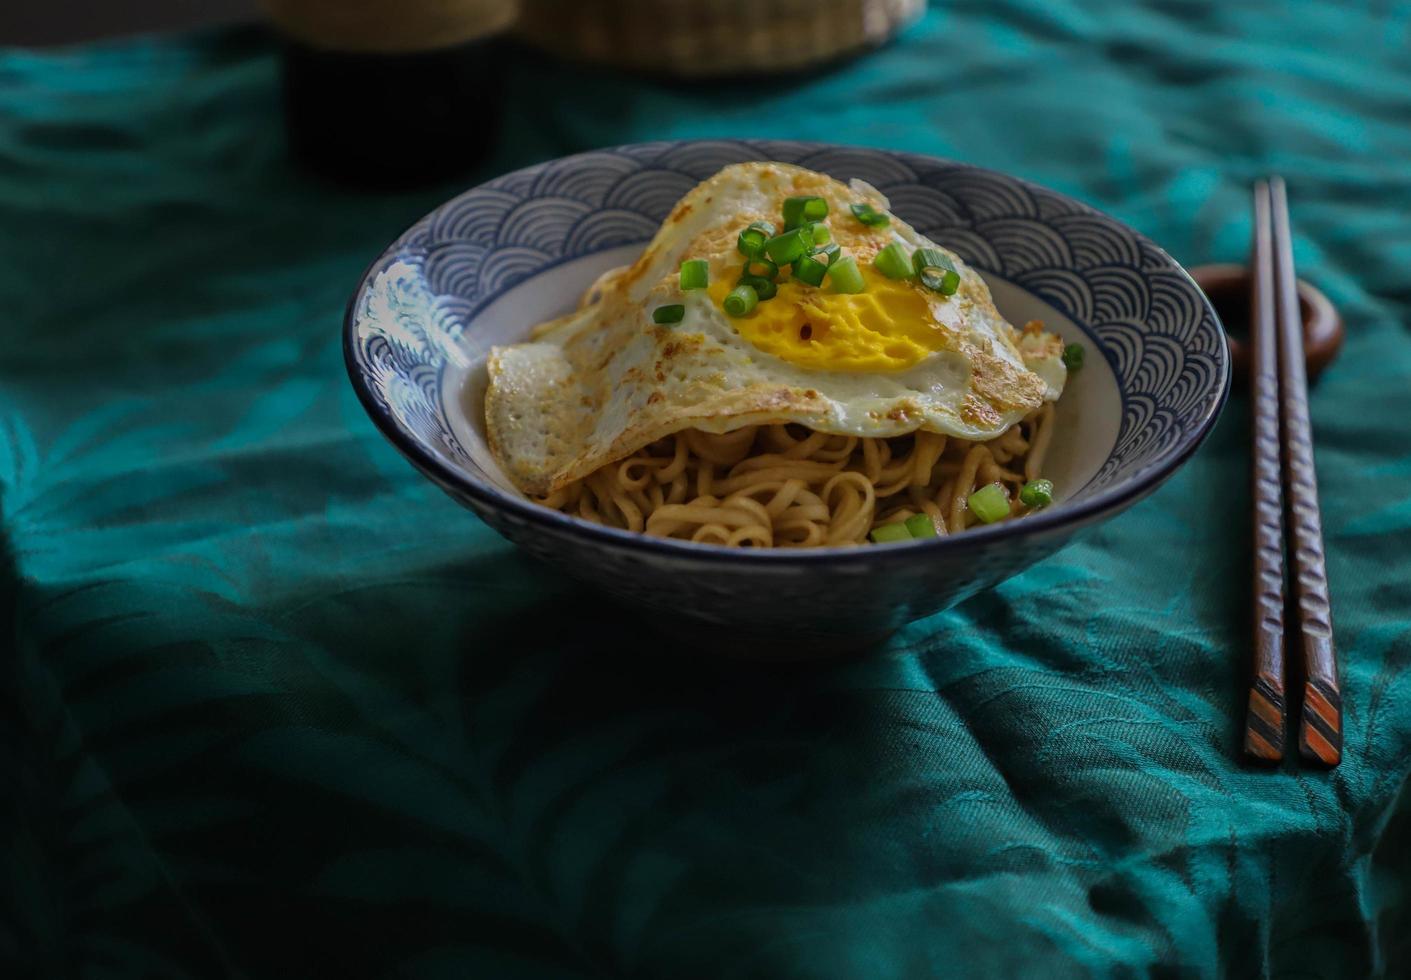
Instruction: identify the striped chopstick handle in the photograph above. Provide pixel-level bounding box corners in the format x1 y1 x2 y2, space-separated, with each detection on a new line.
1248 366 1287 760
1245 182 1286 762
1284 369 1341 765
1269 179 1341 767
1301 673 1342 765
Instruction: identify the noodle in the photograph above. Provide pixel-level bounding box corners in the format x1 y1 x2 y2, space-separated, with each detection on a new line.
537 407 1057 548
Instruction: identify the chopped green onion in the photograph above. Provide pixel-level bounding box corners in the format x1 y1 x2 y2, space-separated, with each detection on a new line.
828 255 866 294
904 513 937 538
913 248 960 295
743 256 779 280
737 228 766 258
850 202 890 227
653 304 685 324
792 254 828 287
920 267 961 295
873 242 913 279
738 274 777 301
783 196 828 230
782 198 807 230
869 522 911 544
723 283 758 317
764 227 812 265
806 222 831 246
679 259 709 290
1019 478 1054 508
813 241 841 265
1063 343 1085 370
737 221 774 258
912 248 956 275
967 483 1010 524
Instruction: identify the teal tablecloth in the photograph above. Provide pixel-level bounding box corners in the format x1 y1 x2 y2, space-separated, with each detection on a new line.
4 4 1411 976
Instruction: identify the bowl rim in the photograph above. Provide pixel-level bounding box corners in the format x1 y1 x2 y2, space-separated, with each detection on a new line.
344 140 1231 566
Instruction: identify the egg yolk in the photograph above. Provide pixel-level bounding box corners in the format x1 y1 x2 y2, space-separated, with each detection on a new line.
708 267 946 372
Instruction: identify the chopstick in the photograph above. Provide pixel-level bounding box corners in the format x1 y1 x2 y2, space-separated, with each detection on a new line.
1269 177 1342 767
1244 181 1287 762
1242 179 1342 767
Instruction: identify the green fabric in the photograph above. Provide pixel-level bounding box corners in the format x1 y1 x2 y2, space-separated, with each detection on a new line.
4 4 1410 976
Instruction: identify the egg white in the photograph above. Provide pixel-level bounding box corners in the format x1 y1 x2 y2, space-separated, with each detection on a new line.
486 163 1065 497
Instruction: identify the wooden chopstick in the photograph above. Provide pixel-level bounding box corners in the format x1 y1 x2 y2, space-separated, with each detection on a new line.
1269 177 1342 767
1244 180 1287 763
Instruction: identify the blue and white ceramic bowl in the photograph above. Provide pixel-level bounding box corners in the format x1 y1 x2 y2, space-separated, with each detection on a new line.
345 141 1229 644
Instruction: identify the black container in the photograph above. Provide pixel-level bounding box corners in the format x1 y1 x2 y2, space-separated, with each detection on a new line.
279 35 501 188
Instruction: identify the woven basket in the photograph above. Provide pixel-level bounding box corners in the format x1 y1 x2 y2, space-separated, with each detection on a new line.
516 0 924 77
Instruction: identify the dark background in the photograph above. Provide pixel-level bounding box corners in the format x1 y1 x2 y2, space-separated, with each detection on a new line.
1 1 252 45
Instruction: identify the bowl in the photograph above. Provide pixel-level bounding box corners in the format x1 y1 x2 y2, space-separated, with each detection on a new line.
344 140 1229 647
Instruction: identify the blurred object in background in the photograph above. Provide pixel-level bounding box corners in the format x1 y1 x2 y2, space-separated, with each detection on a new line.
261 0 519 186
3 0 923 186
516 0 923 77
0 0 253 45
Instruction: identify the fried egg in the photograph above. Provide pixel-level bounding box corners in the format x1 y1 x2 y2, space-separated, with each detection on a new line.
486 162 1066 497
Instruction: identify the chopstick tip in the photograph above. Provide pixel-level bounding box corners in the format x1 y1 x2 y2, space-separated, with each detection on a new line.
1243 677 1286 764
1298 679 1342 768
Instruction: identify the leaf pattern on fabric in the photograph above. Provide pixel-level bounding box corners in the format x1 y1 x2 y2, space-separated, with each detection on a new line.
4 7 1411 979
